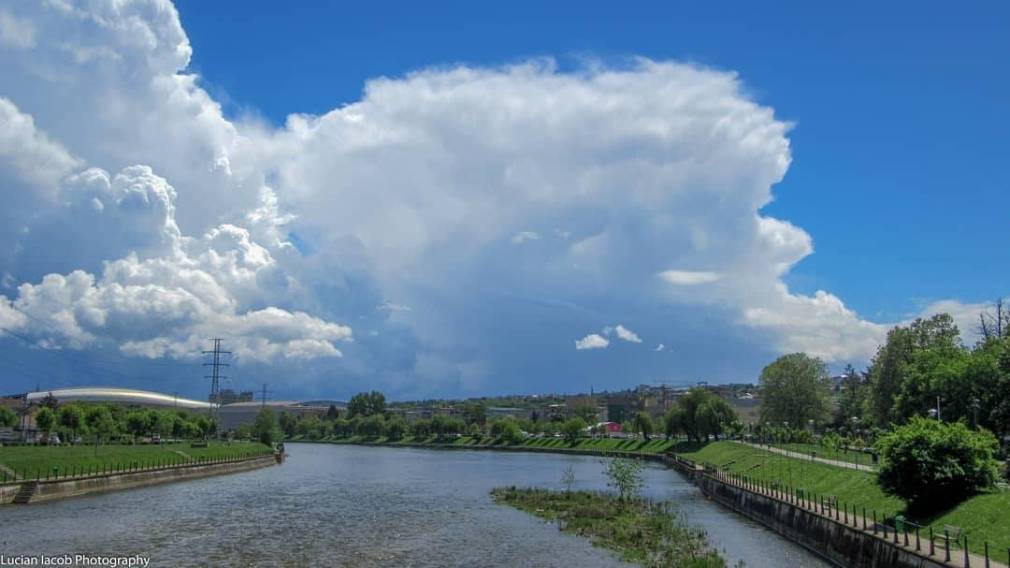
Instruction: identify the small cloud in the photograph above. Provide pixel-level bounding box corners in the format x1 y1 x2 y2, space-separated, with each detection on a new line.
658 270 722 286
614 324 642 343
601 325 614 336
654 343 665 352
378 302 412 312
555 228 571 239
511 231 541 244
575 333 609 350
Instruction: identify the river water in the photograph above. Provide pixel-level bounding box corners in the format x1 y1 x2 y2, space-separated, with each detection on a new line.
0 443 832 567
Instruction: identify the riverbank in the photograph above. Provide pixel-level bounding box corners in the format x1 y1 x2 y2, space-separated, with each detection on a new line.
492 487 726 568
676 441 1010 561
0 446 280 504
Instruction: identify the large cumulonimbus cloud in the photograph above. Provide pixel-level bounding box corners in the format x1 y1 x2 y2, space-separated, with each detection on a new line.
0 0 960 397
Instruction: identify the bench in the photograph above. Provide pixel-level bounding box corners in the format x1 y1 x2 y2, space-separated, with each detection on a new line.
932 525 963 548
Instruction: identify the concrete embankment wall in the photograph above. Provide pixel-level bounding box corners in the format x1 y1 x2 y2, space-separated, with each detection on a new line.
685 468 949 568
1 454 278 505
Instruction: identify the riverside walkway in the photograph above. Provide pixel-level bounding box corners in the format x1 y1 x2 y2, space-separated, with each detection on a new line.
733 440 875 472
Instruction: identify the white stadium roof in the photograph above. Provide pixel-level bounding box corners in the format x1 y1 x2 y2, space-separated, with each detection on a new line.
25 387 215 410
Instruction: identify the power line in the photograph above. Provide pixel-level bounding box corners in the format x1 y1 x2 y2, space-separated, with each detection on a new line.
259 383 272 408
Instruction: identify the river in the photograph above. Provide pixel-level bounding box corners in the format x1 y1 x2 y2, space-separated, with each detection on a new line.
0 443 832 567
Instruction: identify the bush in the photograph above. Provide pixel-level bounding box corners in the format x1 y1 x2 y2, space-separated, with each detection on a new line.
875 417 1000 509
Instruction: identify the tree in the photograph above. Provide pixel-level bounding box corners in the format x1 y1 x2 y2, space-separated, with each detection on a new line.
759 353 830 428
279 412 299 438
663 407 685 440
85 405 115 452
603 458 643 501
561 465 576 492
632 411 653 439
58 405 86 441
868 314 961 427
876 417 1000 510
384 416 408 440
35 407 56 441
357 414 385 437
978 298 1010 341
573 404 598 424
490 419 523 445
325 405 340 421
125 411 148 440
834 364 869 428
561 417 587 445
253 407 282 446
0 406 17 428
462 402 487 425
347 391 386 418
696 398 736 440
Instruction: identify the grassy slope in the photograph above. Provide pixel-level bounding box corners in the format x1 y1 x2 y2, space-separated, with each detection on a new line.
492 487 725 568
0 441 272 479
675 441 1010 557
771 442 876 468
311 434 677 454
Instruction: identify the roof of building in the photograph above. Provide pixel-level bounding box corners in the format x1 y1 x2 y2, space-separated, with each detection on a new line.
23 387 214 410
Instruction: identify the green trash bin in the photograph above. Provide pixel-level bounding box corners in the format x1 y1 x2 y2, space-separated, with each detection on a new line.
895 515 905 533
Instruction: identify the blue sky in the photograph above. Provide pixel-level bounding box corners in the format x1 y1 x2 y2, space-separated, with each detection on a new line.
176 0 1009 321
0 1 1006 401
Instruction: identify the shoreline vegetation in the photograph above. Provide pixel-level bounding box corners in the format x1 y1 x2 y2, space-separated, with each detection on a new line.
491 487 726 568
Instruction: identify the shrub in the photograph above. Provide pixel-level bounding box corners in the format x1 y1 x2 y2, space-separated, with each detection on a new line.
875 417 1000 509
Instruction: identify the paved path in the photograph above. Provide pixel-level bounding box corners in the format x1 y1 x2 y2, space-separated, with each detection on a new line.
733 440 875 472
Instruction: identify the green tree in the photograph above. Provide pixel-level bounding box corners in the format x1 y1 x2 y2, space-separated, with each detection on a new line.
663 406 685 440
603 458 643 501
347 391 386 418
0 406 17 428
632 411 653 439
834 364 869 428
325 405 340 420
868 314 961 426
876 417 1000 510
384 416 408 440
85 405 116 452
759 353 830 428
253 407 282 446
696 398 737 440
279 412 299 438
490 419 523 444
561 417 587 445
462 402 487 425
35 407 56 441
125 411 148 440
58 405 86 441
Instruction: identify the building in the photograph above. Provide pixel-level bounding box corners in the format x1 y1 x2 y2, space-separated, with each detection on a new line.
486 406 529 420
212 389 254 405
216 401 333 431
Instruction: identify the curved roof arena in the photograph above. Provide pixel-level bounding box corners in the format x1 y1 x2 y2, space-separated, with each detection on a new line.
24 387 215 410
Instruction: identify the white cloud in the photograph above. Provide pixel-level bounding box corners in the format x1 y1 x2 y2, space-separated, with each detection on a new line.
511 231 540 244
614 324 642 343
0 11 36 49
659 270 722 286
0 1 950 396
654 343 665 352
575 333 609 350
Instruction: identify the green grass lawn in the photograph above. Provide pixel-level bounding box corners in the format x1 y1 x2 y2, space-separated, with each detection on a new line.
674 441 1010 558
319 434 677 454
0 441 272 481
